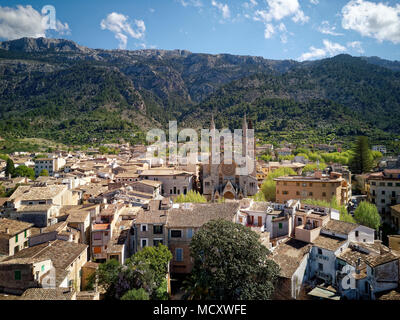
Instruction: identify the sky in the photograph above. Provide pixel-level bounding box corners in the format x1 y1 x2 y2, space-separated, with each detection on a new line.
0 0 399 61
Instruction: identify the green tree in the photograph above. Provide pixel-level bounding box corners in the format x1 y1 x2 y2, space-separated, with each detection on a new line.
39 169 49 177
353 201 381 230
175 190 207 203
260 167 296 201
128 244 172 299
5 158 14 177
350 136 374 174
13 165 35 180
186 219 280 300
121 288 150 300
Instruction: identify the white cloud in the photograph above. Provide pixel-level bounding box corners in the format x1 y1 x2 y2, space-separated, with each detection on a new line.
0 5 70 40
347 40 364 53
298 39 347 61
318 20 344 36
178 0 203 7
255 0 309 24
100 12 145 49
211 0 230 19
243 0 258 9
264 23 275 38
254 0 308 41
310 0 319 4
342 0 400 44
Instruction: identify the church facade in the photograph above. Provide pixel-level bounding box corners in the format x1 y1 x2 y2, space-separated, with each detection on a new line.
201 115 258 201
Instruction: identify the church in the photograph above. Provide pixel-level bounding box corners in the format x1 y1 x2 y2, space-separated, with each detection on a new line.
201 114 258 201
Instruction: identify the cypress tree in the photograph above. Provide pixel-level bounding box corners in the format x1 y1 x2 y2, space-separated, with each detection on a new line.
350 136 373 174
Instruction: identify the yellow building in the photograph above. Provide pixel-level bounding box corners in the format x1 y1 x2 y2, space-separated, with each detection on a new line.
274 171 350 206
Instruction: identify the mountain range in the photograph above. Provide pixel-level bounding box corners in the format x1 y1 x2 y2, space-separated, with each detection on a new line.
0 37 400 150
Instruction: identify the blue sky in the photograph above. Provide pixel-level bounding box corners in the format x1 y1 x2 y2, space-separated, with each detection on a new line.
0 0 399 61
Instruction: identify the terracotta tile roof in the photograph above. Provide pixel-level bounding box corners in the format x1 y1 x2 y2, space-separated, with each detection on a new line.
166 202 239 228
322 220 358 235
21 288 75 300
2 240 87 270
312 234 347 251
133 180 162 187
135 209 168 224
0 218 33 237
272 238 311 279
9 185 67 202
365 252 399 268
337 247 369 269
140 169 192 176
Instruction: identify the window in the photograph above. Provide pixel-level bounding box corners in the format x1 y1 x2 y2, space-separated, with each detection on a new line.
153 225 163 234
318 263 323 271
322 192 326 197
15 234 18 242
93 233 102 240
187 228 193 239
309 192 313 196
153 239 163 246
41 265 45 272
322 184 326 188
171 230 182 238
175 248 183 262
279 223 283 229
355 231 359 237
296 191 300 196
24 230 27 238
141 224 148 232
318 248 322 255
141 239 148 248
282 191 289 195
14 270 21 281
93 247 102 254
388 183 393 187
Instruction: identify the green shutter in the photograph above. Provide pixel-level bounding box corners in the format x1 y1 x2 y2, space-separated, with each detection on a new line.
15 234 18 242
14 271 21 280
24 230 27 238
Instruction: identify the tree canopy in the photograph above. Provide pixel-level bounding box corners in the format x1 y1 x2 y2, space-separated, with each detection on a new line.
91 244 172 300
350 136 374 174
175 190 207 203
353 201 381 230
185 219 280 300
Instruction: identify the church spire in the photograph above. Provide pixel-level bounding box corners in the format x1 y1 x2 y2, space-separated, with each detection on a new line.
242 113 248 131
210 113 216 130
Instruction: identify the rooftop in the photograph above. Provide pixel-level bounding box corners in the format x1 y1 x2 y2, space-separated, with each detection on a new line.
0 218 33 237
21 288 75 300
322 220 358 235
272 238 312 278
9 185 67 202
365 252 399 268
312 234 347 251
166 202 240 228
2 240 87 270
